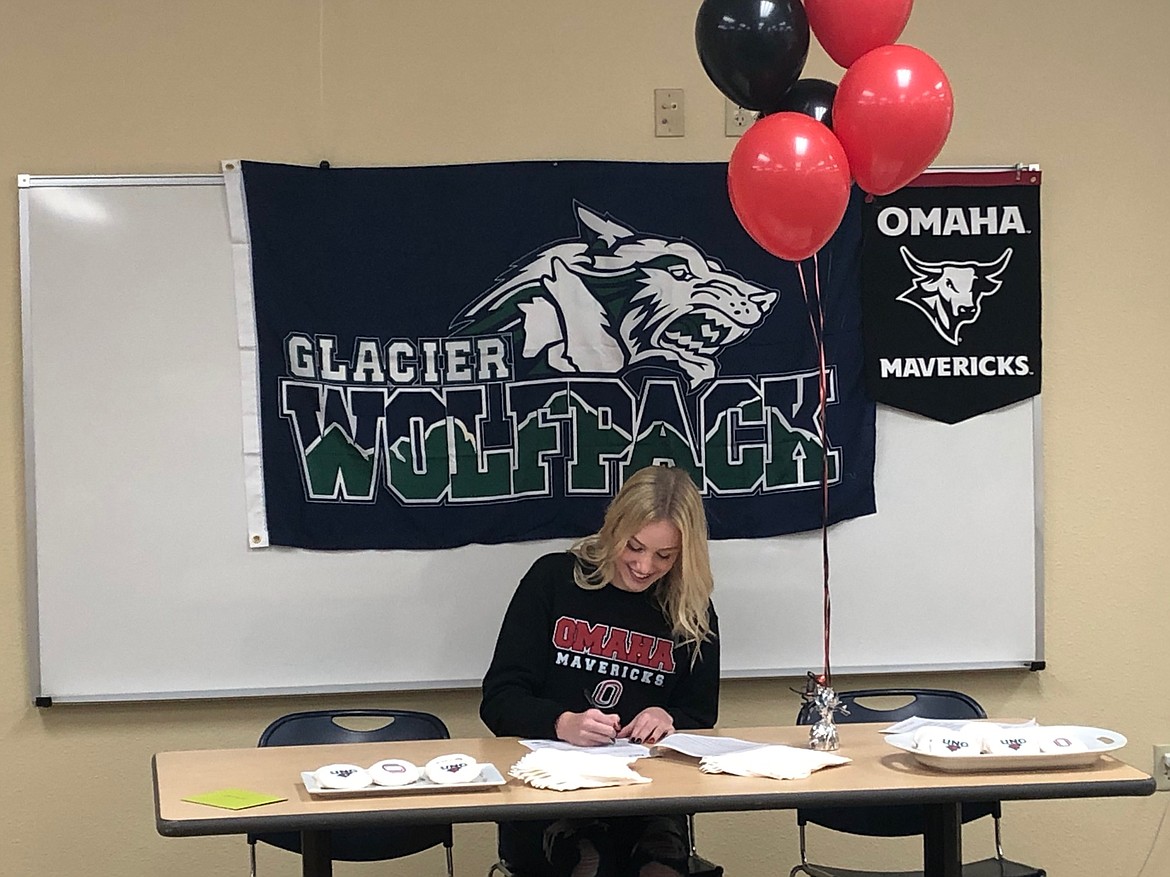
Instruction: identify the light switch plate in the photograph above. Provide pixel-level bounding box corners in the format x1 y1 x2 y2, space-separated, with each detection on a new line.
654 88 685 137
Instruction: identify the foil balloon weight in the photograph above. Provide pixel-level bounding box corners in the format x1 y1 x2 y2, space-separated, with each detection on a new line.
806 678 847 752
695 0 810 113
832 44 954 195
727 112 851 262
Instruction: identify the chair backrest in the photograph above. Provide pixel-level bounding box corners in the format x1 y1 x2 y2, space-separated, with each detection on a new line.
796 688 999 837
796 688 984 726
259 709 451 747
251 709 453 861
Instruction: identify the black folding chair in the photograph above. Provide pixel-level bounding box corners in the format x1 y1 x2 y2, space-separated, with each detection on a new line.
790 689 1045 877
249 709 454 877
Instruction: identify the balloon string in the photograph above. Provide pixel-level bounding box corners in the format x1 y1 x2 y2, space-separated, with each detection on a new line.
796 255 832 687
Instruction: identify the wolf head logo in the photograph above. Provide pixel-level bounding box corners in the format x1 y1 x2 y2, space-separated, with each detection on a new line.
897 246 1012 346
450 203 779 389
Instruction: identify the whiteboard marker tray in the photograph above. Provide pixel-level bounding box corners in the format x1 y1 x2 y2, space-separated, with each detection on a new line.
302 764 506 797
886 726 1126 773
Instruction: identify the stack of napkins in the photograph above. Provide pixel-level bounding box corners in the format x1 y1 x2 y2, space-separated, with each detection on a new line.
509 749 651 791
699 744 851 780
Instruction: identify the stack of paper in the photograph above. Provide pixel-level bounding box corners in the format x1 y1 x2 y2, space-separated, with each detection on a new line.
509 748 651 791
520 738 651 759
699 744 851 780
651 733 768 758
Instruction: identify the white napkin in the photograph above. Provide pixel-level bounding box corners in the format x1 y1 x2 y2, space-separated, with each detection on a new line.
699 744 851 780
509 748 651 791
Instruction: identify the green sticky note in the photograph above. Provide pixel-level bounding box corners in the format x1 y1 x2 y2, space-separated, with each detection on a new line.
182 788 287 810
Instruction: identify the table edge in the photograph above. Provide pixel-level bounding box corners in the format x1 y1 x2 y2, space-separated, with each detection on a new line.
154 773 1156 838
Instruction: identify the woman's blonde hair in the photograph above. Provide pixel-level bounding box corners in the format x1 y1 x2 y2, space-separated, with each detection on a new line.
571 465 714 652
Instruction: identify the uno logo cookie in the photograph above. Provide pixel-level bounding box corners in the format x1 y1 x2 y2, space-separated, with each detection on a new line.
424 753 481 784
369 758 421 787
939 736 974 753
984 732 1041 756
912 725 982 756
313 763 373 790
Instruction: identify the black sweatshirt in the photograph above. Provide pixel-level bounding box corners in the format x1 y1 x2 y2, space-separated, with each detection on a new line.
480 552 719 739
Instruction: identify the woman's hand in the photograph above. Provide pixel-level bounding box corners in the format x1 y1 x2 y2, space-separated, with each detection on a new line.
618 706 675 745
555 708 621 746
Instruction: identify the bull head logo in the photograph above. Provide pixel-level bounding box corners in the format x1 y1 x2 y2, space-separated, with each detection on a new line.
897 246 1012 346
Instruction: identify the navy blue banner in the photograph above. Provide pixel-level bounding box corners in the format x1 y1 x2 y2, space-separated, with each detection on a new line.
860 174 1042 423
240 160 875 549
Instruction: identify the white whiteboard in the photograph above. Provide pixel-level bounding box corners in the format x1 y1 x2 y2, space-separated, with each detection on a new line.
19 174 1043 703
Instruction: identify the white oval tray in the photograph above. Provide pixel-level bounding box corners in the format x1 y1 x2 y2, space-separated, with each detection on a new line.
302 763 505 796
885 725 1127 772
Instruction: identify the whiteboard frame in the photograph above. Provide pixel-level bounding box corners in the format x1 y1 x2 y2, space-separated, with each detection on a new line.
18 171 1045 704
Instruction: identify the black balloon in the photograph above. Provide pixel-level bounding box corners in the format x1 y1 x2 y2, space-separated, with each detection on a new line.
776 78 838 130
695 0 810 114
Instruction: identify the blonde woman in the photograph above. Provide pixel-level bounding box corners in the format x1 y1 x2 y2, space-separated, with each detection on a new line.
481 465 719 877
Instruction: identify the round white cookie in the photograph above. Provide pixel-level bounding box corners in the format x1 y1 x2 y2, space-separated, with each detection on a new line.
424 753 481 784
1038 730 1088 754
929 725 983 756
369 758 421 787
911 726 946 751
983 728 1042 756
313 763 373 790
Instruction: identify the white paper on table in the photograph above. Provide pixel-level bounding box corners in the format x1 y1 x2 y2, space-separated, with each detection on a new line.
881 717 1038 735
700 744 851 780
519 739 652 759
650 733 768 758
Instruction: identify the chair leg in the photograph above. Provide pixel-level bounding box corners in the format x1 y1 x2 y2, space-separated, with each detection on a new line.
445 842 454 877
249 840 257 877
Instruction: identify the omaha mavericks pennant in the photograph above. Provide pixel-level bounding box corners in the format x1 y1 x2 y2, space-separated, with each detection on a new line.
860 170 1042 424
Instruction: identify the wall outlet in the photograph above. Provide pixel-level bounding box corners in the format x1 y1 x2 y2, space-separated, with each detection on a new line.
724 98 757 137
1155 744 1170 791
654 88 685 137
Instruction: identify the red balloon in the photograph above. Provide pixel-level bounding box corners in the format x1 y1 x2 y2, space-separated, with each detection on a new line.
833 44 953 196
805 0 913 68
727 112 852 262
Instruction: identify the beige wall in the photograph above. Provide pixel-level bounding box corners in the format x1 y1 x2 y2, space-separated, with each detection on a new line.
2 1 1167 875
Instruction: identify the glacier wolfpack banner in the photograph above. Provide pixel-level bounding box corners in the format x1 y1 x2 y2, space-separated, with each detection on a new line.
231 160 875 550
860 170 1042 423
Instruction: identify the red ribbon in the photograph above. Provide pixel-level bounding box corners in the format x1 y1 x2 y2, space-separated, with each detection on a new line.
796 253 833 686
